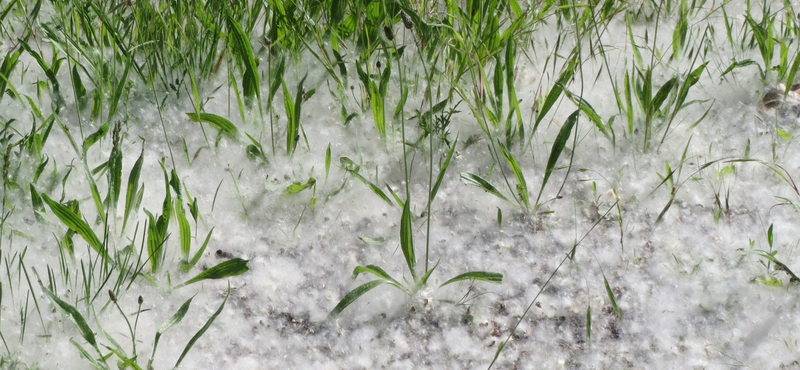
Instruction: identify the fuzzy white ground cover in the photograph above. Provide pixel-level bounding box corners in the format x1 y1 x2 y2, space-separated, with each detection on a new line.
0 1 799 369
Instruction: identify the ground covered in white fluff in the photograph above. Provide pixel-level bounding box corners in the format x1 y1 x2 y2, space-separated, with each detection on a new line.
1 1 800 370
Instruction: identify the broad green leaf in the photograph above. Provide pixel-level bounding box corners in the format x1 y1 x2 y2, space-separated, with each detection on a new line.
178 258 249 288
400 202 417 282
186 112 238 138
41 194 108 261
283 178 316 195
227 13 259 107
82 123 108 152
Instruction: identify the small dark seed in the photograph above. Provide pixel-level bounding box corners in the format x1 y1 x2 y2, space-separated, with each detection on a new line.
138 296 144 305
108 290 117 303
377 60 382 69
384 26 394 41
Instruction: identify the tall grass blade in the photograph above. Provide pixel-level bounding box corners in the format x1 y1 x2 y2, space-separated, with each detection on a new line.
534 56 576 132
122 146 144 235
603 275 622 319
535 110 579 206
499 143 529 209
174 285 230 368
400 201 417 282
149 297 192 369
227 13 260 108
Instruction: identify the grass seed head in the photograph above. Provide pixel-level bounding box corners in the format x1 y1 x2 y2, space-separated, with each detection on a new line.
401 12 413 30
138 296 143 305
384 26 394 41
108 290 117 303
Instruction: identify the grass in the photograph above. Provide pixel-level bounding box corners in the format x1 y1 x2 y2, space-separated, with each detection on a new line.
0 0 799 368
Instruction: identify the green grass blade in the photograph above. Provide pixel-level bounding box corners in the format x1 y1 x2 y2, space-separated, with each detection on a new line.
41 194 108 261
603 275 622 320
177 258 249 288
325 143 331 183
650 77 677 114
460 172 510 203
499 143 529 209
327 280 386 320
534 55 576 133
177 203 191 261
400 201 417 282
535 110 579 206
175 285 230 368
37 276 96 347
107 60 130 119
150 296 192 367
430 138 457 203
82 123 108 152
227 13 260 108
439 271 503 287
181 228 214 273
283 178 316 195
186 112 238 139
562 88 610 139
353 265 408 293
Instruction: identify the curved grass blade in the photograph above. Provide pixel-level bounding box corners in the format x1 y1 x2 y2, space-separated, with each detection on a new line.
353 265 409 294
534 55 576 133
149 296 192 368
430 138 457 203
439 271 503 288
41 193 108 261
177 258 249 288
535 110 579 206
37 276 96 347
186 112 238 138
460 172 510 203
174 285 229 368
181 228 214 273
327 280 386 320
